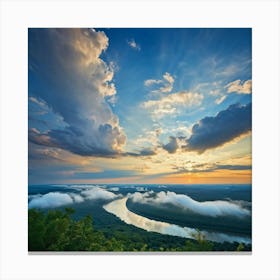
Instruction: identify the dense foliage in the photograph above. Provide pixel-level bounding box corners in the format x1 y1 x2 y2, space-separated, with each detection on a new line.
28 208 250 252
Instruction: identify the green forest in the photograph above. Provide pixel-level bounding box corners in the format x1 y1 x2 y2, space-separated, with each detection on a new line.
28 208 250 252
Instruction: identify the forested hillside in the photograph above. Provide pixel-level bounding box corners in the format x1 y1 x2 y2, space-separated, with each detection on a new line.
28 208 250 252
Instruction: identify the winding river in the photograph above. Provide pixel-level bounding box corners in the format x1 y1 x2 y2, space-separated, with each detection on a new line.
103 197 251 244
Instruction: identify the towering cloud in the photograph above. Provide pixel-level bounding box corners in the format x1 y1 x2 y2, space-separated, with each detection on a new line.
29 28 126 157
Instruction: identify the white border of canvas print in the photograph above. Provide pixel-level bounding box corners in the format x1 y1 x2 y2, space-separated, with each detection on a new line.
0 0 279 279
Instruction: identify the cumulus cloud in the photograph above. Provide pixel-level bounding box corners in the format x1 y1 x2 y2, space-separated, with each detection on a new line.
127 38 141 51
142 91 203 119
28 28 126 157
186 103 252 153
28 186 120 208
225 79 252 94
144 72 174 93
129 191 250 218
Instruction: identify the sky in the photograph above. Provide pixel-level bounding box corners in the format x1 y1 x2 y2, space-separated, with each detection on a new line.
28 28 252 185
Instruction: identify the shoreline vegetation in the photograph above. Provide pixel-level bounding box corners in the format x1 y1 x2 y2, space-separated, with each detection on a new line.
28 208 251 252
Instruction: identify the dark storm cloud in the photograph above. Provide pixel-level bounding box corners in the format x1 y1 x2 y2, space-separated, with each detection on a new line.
29 126 125 157
29 126 153 158
186 103 252 153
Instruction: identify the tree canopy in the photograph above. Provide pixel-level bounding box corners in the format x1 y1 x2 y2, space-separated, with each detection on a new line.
28 208 249 252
